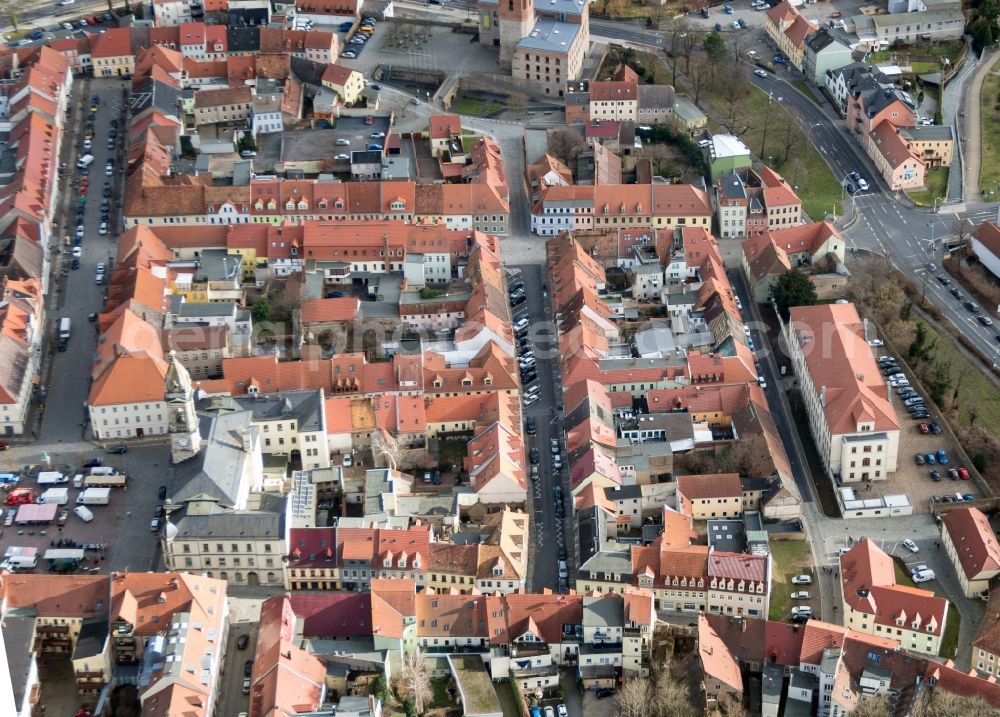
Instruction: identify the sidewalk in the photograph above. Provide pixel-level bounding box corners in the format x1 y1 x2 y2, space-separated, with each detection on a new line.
958 47 998 202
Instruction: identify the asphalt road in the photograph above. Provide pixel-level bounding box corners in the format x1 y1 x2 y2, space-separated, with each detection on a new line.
41 78 128 445
515 263 568 593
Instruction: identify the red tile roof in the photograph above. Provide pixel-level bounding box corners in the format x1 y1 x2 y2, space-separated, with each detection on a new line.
677 473 742 501
289 592 372 638
942 507 1000 581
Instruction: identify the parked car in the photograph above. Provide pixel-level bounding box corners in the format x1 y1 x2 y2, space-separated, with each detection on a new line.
754 69 768 78
791 574 812 585
912 569 936 583
929 471 941 481
937 449 949 464
790 591 810 600
918 423 929 434
902 539 919 553
914 453 925 465
925 453 936 465
958 467 970 480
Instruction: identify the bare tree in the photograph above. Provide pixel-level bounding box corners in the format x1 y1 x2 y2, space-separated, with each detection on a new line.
662 19 691 86
399 650 432 714
617 677 652 717
678 30 702 75
650 667 698 717
951 362 974 406
721 81 751 138
852 695 893 717
688 60 712 107
780 120 803 164
547 129 586 173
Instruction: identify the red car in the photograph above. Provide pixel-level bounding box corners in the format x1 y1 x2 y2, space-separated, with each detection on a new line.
4 488 33 506
364 116 374 125
917 423 929 434
0 442 9 450
86 16 98 24
959 467 970 480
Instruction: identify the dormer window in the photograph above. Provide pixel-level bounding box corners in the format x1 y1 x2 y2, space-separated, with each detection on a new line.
298 200 308 210
285 201 295 210
493 564 504 576
319 200 328 209
255 200 263 210
384 555 392 568
413 556 421 569
334 199 344 209
267 200 276 211
461 378 472 387
390 200 405 210
397 556 407 568
433 379 442 388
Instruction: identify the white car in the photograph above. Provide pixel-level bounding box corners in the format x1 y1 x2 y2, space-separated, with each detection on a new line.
72 246 82 258
524 393 540 406
746 50 758 58
910 563 929 577
99 222 108 235
342 453 353 467
868 339 884 346
62 22 74 30
59 0 76 5
791 591 810 600
912 569 936 583
754 69 768 78
544 707 555 717
790 606 812 616
791 574 812 585
757 375 767 389
335 153 349 160
902 539 919 553
557 705 568 717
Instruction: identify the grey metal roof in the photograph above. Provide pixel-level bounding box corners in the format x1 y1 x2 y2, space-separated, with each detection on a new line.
72 618 109 660
516 18 581 54
171 409 256 508
579 549 632 579
3 615 34 709
170 295 239 317
582 595 625 628
604 484 642 501
226 20 260 53
900 124 954 141
534 0 586 14
130 79 181 117
718 173 747 201
637 84 675 110
229 389 325 432
171 503 285 539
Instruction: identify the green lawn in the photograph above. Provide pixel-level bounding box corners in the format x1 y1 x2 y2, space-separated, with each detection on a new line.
449 98 503 117
431 680 452 709
705 84 843 221
910 61 940 74
793 80 823 106
913 319 1000 435
769 540 814 620
893 557 959 660
907 166 949 206
980 71 1000 192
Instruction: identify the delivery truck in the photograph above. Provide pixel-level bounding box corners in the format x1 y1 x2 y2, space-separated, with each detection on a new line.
0 472 20 485
0 555 38 570
37 471 68 486
37 487 69 505
76 487 111 506
83 474 127 488
4 546 38 559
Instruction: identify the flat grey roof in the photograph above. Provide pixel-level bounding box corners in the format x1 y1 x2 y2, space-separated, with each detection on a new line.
229 389 325 432
517 18 581 54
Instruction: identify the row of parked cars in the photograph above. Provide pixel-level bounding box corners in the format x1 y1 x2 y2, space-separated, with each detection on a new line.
879 355 930 420
342 17 377 59
929 262 998 332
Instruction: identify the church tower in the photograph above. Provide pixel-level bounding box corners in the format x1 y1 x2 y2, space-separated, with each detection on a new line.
498 0 533 69
165 351 202 464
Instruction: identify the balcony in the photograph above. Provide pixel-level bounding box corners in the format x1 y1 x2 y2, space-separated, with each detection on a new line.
511 662 558 679
509 644 550 658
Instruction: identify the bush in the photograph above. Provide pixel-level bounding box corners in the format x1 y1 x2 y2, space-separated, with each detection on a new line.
974 454 988 472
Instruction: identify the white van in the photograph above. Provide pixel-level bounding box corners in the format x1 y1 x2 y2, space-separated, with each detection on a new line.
73 505 94 523
89 466 119 477
59 317 71 340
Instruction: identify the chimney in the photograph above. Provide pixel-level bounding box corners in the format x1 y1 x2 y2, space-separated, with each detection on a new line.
240 427 253 453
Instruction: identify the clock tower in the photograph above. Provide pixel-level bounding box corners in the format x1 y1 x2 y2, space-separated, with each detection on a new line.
165 351 202 464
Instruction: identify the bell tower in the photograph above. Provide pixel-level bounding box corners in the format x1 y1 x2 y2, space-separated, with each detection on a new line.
165 351 202 464
498 0 533 69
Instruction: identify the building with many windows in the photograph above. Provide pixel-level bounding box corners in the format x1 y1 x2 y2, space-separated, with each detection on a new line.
781 303 899 482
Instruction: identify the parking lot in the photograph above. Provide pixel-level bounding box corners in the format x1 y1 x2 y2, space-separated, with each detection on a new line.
338 20 503 77
0 444 171 576
868 352 981 514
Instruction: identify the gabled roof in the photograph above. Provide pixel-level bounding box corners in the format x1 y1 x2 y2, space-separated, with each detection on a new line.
942 507 1000 580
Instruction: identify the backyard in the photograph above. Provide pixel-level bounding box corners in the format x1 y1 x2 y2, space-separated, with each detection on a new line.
980 70 1000 193
768 540 814 621
907 166 949 206
704 84 843 221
